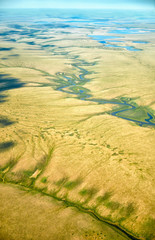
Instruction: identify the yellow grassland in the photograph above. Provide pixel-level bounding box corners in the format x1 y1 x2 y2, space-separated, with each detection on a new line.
0 32 155 240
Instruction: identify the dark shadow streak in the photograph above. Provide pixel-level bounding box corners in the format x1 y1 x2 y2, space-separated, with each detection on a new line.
0 141 16 152
0 73 25 92
0 73 25 128
0 47 14 51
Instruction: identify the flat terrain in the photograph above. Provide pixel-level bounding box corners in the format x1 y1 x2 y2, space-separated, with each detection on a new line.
0 9 155 240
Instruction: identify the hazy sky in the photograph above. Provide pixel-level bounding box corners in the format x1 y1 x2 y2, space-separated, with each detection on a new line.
0 0 154 9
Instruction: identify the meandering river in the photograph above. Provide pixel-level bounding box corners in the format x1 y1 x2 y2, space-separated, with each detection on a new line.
55 61 155 127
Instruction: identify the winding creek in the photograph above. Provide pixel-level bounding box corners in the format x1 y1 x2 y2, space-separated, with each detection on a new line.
55 61 155 127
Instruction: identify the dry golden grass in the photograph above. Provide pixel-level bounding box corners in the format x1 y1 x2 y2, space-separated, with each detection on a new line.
0 21 155 240
0 183 131 240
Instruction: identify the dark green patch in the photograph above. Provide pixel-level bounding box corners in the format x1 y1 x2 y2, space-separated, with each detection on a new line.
79 188 89 196
120 203 135 218
36 146 54 172
104 201 120 210
142 218 155 240
36 156 47 170
117 106 149 122
79 187 97 197
112 152 118 156
64 178 82 190
24 170 34 177
96 191 113 203
41 176 47 183
54 177 68 187
0 158 18 172
3 171 32 186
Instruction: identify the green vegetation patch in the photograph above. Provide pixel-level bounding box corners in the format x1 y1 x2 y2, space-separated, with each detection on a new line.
117 106 150 122
36 146 54 171
54 177 68 187
79 187 98 197
142 218 155 240
104 201 120 210
96 191 113 204
41 176 47 183
120 203 135 218
24 170 34 177
4 171 33 187
0 158 18 171
79 188 90 196
64 178 82 190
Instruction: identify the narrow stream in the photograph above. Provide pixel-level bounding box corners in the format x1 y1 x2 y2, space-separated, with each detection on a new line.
55 61 155 127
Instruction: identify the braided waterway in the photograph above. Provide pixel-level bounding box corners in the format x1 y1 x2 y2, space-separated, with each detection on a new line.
2 56 154 128
55 60 155 127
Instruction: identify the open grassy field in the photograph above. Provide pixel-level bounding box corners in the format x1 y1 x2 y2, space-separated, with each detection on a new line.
0 9 155 240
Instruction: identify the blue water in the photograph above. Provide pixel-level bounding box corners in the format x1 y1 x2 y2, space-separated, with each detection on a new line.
0 8 154 127
89 35 122 40
123 46 141 51
109 28 141 34
104 44 141 51
132 40 149 44
107 40 123 42
99 40 106 43
89 35 142 51
55 62 155 127
105 44 120 48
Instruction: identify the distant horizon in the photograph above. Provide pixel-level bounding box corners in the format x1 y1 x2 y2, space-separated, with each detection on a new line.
0 0 154 10
0 6 154 10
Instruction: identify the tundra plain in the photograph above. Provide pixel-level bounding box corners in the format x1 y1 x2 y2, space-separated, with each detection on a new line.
0 9 155 240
